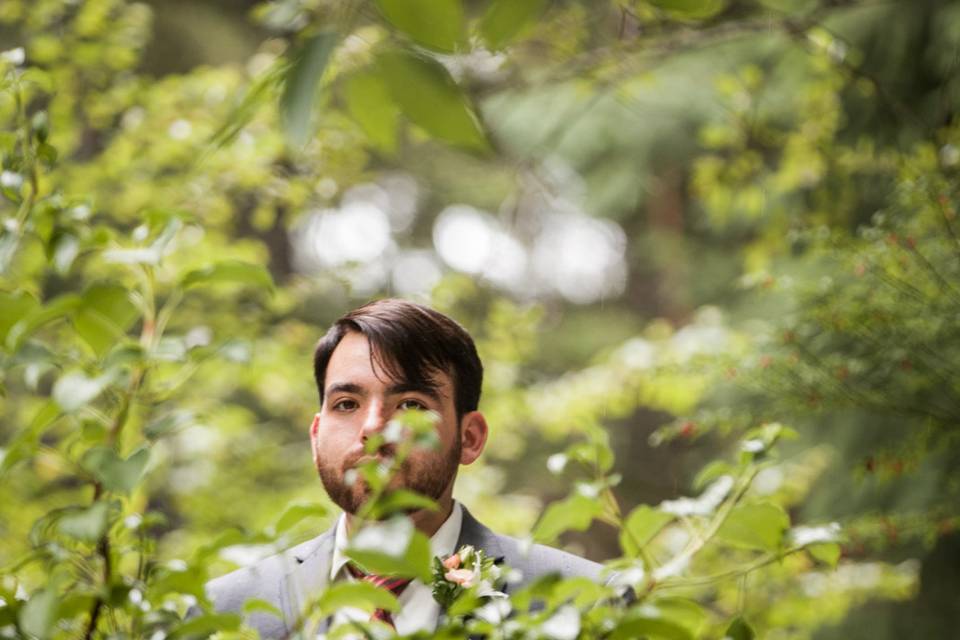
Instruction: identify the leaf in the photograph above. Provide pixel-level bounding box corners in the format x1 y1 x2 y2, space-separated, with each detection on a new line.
376 49 487 151
242 598 282 619
180 260 274 292
369 489 438 519
620 505 673 556
807 542 841 568
375 0 465 53
271 502 328 535
648 0 727 19
724 616 755 640
346 517 432 582
169 612 241 640
6 294 81 351
651 598 707 636
52 369 118 412
716 502 789 552
144 410 195 440
57 502 110 542
532 493 603 544
73 283 139 356
18 588 58 640
480 0 547 49
0 290 38 347
342 69 399 153
314 581 398 614
210 62 286 149
0 401 60 475
81 447 150 493
281 31 339 147
612 614 692 640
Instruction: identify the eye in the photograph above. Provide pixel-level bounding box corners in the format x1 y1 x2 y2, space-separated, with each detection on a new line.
398 399 427 411
331 398 358 412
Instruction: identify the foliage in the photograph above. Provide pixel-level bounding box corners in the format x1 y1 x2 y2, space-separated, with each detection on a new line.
1 0 958 639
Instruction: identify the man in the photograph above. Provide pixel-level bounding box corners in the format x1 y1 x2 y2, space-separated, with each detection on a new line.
205 299 602 637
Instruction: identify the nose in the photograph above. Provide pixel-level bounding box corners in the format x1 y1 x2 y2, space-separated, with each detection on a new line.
360 399 390 440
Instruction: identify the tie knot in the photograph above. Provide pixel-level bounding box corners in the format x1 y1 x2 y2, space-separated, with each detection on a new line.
346 564 413 596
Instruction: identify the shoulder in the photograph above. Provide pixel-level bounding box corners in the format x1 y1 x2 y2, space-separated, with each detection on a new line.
206 532 330 613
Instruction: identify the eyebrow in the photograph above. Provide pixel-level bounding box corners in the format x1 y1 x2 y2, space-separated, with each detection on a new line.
324 381 444 404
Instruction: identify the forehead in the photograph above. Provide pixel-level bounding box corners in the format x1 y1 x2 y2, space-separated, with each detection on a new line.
325 331 452 391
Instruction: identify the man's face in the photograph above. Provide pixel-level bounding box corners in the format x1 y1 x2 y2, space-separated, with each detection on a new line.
310 331 463 514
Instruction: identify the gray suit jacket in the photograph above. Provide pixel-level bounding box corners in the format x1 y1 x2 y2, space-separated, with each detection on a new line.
205 506 602 638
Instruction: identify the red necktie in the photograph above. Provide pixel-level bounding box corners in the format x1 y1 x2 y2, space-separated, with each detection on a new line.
346 564 412 628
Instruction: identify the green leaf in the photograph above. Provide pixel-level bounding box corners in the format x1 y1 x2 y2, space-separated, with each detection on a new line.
242 598 282 619
314 581 398 615
81 446 150 493
18 588 58 640
369 489 438 519
648 0 727 19
480 0 547 49
533 493 603 544
346 517 432 582
169 612 241 640
6 294 81 351
693 460 734 490
612 614 692 640
57 501 110 542
376 49 487 151
0 290 38 347
144 410 195 440
271 502 328 535
73 283 139 356
343 69 399 153
210 62 286 149
281 31 339 147
375 0 465 53
808 542 841 568
0 401 60 475
717 502 789 552
52 369 118 412
724 616 755 640
651 598 707 637
180 260 274 292
620 505 673 556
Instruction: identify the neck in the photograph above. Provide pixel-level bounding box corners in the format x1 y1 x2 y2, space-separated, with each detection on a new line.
345 492 456 538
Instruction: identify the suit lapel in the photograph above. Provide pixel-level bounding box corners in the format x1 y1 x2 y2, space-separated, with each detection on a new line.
282 526 337 637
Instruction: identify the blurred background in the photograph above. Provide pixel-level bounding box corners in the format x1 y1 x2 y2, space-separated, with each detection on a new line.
1 0 959 638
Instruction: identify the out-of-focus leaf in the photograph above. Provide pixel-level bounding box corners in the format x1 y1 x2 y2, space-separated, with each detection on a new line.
6 294 81 351
0 290 38 347
717 502 789 552
281 31 338 147
73 283 139 356
620 505 673 556
480 0 547 49
81 446 150 493
368 489 438 519
18 588 58 640
346 517 432 582
242 598 283 618
180 260 274 292
376 49 487 151
315 581 398 614
271 502 328 535
168 612 241 639
375 0 464 53
57 501 109 542
612 613 692 640
52 369 118 412
0 401 60 475
210 62 286 149
724 616 756 640
651 598 707 636
533 493 603 544
51 232 78 274
693 460 734 490
807 542 841 568
144 410 195 440
343 69 399 153
649 0 727 19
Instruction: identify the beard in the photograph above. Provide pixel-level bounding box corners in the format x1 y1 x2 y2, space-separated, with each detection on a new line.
316 437 461 515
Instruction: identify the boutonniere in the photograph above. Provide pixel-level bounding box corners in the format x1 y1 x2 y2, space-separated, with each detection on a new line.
431 544 507 610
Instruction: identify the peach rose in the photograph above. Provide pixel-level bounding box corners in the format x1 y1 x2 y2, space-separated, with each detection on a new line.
444 568 475 588
442 553 461 570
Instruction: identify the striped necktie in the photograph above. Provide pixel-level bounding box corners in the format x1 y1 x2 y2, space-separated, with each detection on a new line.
346 564 413 628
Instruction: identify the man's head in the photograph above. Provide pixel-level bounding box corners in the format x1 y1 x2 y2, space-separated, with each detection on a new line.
310 299 487 516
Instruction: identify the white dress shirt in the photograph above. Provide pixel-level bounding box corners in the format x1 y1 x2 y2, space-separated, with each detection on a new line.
328 501 463 635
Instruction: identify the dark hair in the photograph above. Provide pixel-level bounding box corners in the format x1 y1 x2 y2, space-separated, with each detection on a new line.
313 299 483 420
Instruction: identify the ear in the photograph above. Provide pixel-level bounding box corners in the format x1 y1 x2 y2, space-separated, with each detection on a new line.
309 414 321 467
458 411 488 466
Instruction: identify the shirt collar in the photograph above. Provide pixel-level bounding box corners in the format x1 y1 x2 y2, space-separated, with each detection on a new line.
330 500 464 581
